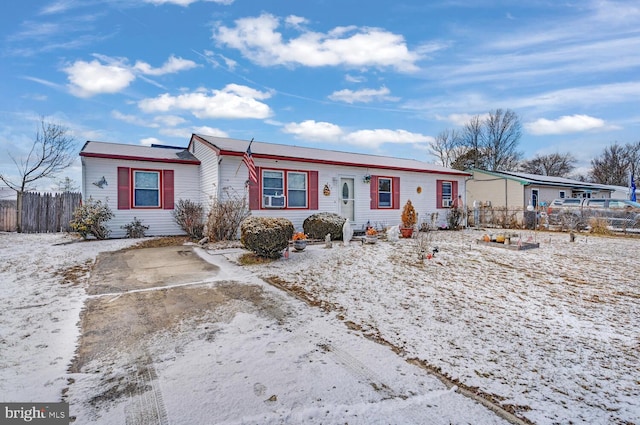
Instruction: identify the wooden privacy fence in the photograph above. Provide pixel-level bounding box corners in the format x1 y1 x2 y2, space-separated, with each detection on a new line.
0 200 17 232
20 192 82 233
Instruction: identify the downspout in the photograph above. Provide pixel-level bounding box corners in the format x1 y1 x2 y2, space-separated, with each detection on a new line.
464 173 474 228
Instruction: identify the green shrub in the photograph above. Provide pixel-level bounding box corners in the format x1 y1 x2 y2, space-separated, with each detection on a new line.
121 217 149 238
173 199 204 239
240 216 294 259
303 212 346 240
70 197 114 239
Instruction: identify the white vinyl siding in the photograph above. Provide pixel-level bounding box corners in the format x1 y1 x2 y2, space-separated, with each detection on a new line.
217 156 465 231
81 157 199 238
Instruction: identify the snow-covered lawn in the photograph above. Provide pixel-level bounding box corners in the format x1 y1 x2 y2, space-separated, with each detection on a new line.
1 229 638 424
1 232 509 424
239 229 640 424
0 233 139 402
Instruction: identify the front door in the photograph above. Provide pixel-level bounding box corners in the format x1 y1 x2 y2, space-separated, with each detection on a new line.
340 177 355 221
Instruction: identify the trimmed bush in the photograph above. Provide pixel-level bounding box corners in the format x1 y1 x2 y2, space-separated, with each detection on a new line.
240 216 294 259
303 212 346 240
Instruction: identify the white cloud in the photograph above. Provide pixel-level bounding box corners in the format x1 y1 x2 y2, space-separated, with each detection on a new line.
343 129 432 148
64 59 135 97
134 55 198 76
436 113 490 127
159 126 228 138
39 1 76 15
328 86 398 104
112 111 193 129
516 82 640 110
285 15 308 29
345 74 366 83
525 114 606 135
192 126 228 137
282 120 343 142
111 110 159 127
64 54 197 97
137 84 273 119
282 120 432 149
154 115 187 127
214 13 420 72
22 76 63 90
140 137 162 146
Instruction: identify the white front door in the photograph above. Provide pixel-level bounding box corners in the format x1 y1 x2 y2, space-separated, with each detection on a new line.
340 178 355 221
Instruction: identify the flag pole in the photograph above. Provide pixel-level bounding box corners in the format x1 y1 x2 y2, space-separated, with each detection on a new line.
235 138 254 176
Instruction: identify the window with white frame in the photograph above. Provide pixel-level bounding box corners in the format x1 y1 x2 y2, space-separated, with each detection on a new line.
559 190 566 199
378 177 392 207
442 181 452 207
133 170 160 207
262 170 284 208
261 169 310 208
287 171 307 208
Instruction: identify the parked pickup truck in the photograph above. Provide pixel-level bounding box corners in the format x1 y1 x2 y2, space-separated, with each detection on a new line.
547 198 640 229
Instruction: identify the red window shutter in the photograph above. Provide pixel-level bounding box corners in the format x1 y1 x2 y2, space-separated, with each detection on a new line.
452 181 459 202
117 167 130 210
163 170 174 210
248 166 261 210
392 177 400 209
308 171 318 210
370 175 379 209
436 180 443 209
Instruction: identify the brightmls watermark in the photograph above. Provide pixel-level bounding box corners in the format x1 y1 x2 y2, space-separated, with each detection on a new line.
1 403 68 424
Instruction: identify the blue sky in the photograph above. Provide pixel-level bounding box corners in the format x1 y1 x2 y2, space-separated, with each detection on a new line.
1 0 639 190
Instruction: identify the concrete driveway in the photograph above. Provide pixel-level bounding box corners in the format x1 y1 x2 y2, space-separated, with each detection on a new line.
68 244 511 425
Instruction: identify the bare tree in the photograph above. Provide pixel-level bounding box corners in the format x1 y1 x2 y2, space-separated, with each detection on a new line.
625 140 640 177
589 142 636 186
431 110 523 172
460 115 486 169
56 176 80 193
0 119 77 232
519 152 576 177
482 109 523 171
429 129 463 168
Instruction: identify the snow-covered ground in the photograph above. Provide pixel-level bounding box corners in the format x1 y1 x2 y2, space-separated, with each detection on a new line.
0 233 139 403
0 232 508 424
1 229 638 424
237 229 640 425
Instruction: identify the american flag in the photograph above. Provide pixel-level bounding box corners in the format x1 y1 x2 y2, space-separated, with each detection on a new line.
243 141 258 184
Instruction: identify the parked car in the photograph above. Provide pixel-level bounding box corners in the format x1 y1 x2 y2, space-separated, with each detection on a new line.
547 198 640 229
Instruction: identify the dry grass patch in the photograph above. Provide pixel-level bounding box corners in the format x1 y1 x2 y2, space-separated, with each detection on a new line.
238 252 277 265
129 236 191 249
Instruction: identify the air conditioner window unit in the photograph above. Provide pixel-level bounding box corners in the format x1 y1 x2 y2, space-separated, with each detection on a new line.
442 199 452 208
264 195 286 208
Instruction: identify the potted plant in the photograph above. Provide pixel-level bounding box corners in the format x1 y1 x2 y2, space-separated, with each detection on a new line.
292 232 308 251
364 227 378 244
400 199 417 238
